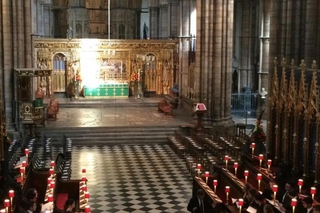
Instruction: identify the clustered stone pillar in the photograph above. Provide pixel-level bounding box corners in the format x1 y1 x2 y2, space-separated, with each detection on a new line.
1 0 32 129
194 0 234 129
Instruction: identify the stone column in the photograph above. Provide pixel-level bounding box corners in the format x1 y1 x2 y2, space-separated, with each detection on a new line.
304 0 320 64
258 0 271 92
194 0 234 128
2 0 14 129
169 1 179 37
149 0 159 38
159 4 168 38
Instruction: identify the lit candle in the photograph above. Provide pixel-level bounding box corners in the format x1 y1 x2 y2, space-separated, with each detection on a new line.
234 162 239 176
291 198 297 213
225 155 229 168
82 168 87 173
47 177 52 185
205 171 209 184
244 170 249 183
213 180 218 193
197 164 201 175
8 190 14 207
4 199 10 213
22 161 27 168
84 191 90 200
225 186 230 205
298 179 303 193
50 181 55 189
85 205 90 213
257 173 262 191
267 159 272 171
238 198 244 213
20 167 25 181
251 143 255 157
82 176 87 182
49 168 54 176
24 148 29 156
272 185 278 204
50 161 55 168
259 154 264 167
48 194 53 202
82 184 87 192
311 187 316 200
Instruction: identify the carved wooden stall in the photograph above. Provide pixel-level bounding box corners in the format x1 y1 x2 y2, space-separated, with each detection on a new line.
268 58 320 186
14 69 52 131
33 39 178 98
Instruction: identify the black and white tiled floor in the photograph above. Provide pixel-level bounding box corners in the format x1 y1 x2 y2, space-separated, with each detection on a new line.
69 144 192 213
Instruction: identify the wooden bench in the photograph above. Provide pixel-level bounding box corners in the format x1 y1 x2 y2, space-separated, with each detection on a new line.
158 100 173 115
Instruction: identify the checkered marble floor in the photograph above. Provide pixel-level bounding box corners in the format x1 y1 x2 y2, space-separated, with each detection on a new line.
68 144 192 213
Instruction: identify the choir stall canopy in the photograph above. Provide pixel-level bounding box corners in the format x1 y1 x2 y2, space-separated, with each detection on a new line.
14 68 52 133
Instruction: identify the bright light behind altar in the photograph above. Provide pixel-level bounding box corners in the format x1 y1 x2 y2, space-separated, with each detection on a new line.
80 39 100 88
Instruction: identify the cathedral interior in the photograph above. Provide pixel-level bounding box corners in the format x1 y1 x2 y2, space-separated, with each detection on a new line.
1 0 320 212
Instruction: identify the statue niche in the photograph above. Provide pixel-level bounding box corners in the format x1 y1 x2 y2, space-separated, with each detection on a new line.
52 53 67 93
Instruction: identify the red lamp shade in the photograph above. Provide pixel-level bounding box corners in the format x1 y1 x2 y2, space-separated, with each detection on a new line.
84 192 90 199
197 164 201 170
267 159 272 166
238 198 244 206
234 162 239 169
259 154 264 160
49 169 54 175
213 180 218 186
311 187 316 195
244 170 249 177
291 198 297 207
82 176 87 182
9 190 14 198
272 185 278 192
48 194 53 202
224 155 229 161
24 149 29 155
4 199 10 208
20 167 25 174
50 161 55 167
85 205 90 213
257 173 262 181
47 177 52 185
225 186 230 193
205 171 209 178
50 181 55 189
82 185 87 191
298 179 303 186
251 143 256 149
82 168 87 173
22 161 27 167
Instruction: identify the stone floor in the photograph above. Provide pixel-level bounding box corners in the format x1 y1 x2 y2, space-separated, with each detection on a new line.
40 96 264 213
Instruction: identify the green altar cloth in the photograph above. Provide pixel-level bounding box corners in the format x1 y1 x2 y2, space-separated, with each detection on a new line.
84 83 129 97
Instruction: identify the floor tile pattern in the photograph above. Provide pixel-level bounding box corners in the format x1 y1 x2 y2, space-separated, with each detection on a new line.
69 144 192 213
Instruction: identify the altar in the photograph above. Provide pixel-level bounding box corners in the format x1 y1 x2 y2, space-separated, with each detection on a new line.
84 83 129 97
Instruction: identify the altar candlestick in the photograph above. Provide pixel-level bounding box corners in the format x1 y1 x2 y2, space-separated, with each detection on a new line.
267 159 272 171
257 173 262 191
244 170 249 184
298 179 303 193
291 198 297 213
234 162 238 176
205 171 209 184
251 143 255 157
259 154 264 168
213 180 218 193
238 198 244 213
272 185 278 204
225 186 230 205
311 187 316 200
225 155 229 168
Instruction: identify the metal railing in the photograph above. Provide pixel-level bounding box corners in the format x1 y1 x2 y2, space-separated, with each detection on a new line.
231 89 259 118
